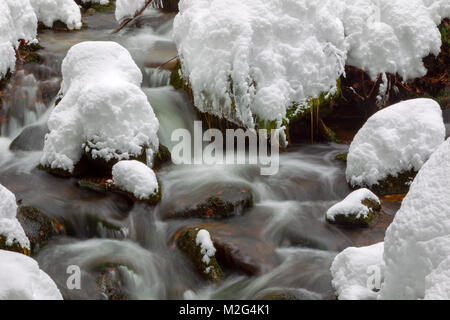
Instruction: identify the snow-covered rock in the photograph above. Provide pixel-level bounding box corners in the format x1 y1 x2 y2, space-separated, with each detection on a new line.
173 0 449 130
115 0 165 22
79 0 110 5
0 0 38 78
326 188 380 227
0 249 62 300
0 184 30 252
346 99 445 191
30 0 82 30
40 41 159 174
330 242 384 300
380 138 450 299
112 160 159 200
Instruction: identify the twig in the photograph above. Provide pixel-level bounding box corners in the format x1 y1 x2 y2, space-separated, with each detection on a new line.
156 55 179 70
112 0 155 34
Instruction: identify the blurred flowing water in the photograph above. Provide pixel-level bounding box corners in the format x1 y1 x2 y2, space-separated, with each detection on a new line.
0 8 416 300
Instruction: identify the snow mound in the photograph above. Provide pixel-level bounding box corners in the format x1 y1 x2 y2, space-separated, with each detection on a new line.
330 242 384 300
326 188 380 222
40 41 159 173
30 0 82 30
346 99 445 187
195 229 216 266
173 0 449 129
0 184 30 250
0 0 38 78
173 0 346 129
112 160 159 199
0 249 62 300
380 138 450 299
115 0 164 22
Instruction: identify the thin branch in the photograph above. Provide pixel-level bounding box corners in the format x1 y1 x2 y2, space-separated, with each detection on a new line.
156 55 179 70
112 0 155 34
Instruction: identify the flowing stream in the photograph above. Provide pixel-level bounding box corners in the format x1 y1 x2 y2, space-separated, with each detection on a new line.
0 8 413 300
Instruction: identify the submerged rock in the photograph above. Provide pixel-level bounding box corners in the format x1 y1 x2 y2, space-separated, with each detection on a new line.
163 184 253 220
176 227 223 282
96 265 128 300
253 287 322 300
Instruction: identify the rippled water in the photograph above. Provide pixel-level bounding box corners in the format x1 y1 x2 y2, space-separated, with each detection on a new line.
0 8 404 300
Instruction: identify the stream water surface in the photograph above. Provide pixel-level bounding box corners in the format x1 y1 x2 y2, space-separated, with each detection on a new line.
0 8 415 300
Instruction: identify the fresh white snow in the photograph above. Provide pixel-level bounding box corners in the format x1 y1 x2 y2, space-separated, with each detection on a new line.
29 0 82 30
0 249 62 300
326 188 380 222
332 138 450 299
380 138 450 299
173 0 449 130
330 242 384 300
112 160 159 199
195 229 216 265
40 41 159 173
346 98 445 187
0 184 30 250
115 0 164 22
0 0 38 78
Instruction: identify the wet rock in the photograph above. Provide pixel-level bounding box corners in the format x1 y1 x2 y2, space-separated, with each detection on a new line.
96 265 128 300
9 123 49 151
16 206 65 253
176 227 223 282
163 184 253 220
86 8 96 16
253 287 322 300
77 178 161 206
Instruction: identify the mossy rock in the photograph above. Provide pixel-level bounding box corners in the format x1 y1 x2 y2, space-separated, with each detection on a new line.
152 144 171 170
176 227 223 282
77 0 116 12
326 198 381 228
37 154 91 178
0 235 30 256
334 153 347 163
17 206 65 253
367 170 417 196
77 177 162 206
163 184 253 220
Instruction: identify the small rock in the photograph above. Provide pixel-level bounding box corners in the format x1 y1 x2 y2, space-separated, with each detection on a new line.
326 188 381 227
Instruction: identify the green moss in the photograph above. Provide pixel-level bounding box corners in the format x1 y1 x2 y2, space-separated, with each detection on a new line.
176 227 223 282
152 144 172 170
368 170 417 196
334 153 348 163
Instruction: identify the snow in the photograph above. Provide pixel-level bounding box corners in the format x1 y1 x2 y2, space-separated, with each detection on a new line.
40 41 159 173
0 184 30 250
0 0 38 78
0 249 62 300
115 0 165 22
173 0 449 129
326 188 380 222
346 99 445 187
30 0 82 30
380 138 450 299
112 160 159 199
330 242 384 300
424 257 450 300
195 229 216 265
